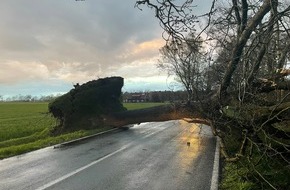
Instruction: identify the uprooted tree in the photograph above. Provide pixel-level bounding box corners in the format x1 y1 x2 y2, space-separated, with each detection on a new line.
133 0 290 189
50 0 290 189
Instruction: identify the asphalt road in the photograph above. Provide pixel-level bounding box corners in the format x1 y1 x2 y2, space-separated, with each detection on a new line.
0 120 217 190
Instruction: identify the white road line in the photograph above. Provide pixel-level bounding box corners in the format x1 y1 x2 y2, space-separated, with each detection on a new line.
143 129 163 138
36 146 128 190
142 121 174 139
36 121 174 190
210 137 220 190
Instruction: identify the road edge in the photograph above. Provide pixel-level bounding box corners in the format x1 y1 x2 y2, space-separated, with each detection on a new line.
53 128 120 148
210 136 220 190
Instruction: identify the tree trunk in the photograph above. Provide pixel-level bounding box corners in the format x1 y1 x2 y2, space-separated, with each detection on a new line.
102 103 210 127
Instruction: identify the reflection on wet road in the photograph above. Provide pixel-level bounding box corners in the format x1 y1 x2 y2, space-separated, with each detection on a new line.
0 120 216 190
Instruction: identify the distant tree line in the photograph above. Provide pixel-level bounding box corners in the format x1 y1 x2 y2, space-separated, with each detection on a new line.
0 91 190 103
0 94 62 102
122 90 188 103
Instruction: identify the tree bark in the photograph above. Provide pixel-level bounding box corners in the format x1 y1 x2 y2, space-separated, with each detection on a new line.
219 0 273 96
102 103 209 127
253 79 290 93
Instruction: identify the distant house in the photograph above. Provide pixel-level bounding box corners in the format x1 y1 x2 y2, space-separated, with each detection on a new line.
124 93 148 103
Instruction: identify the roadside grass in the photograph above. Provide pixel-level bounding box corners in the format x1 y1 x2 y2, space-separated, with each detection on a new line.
220 153 290 190
220 162 257 190
123 102 167 110
0 102 166 159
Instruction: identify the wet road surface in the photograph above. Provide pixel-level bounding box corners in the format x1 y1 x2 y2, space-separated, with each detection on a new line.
0 120 217 190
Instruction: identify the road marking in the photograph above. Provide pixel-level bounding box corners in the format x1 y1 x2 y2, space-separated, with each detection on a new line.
142 126 167 138
37 121 174 190
36 146 128 190
142 121 174 139
210 137 220 190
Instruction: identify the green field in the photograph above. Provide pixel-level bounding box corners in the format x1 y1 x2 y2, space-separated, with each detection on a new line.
0 102 54 142
123 102 166 110
0 102 165 159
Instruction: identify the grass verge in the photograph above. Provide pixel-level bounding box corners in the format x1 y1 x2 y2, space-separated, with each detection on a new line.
220 162 257 190
123 102 167 110
0 127 112 159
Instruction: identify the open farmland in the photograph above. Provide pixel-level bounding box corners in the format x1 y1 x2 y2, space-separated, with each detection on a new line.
123 102 166 110
0 102 55 142
0 102 165 159
0 102 103 159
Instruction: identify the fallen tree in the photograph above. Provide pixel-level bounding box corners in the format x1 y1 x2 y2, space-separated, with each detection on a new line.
49 76 289 189
48 76 209 130
135 0 290 188
49 0 290 188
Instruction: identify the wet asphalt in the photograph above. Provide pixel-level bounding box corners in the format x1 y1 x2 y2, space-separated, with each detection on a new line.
0 120 216 190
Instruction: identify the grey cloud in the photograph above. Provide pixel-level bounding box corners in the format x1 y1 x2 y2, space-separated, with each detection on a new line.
0 0 214 95
2 0 218 89
0 0 161 75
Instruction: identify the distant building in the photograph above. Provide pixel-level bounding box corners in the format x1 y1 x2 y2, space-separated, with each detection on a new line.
123 93 148 103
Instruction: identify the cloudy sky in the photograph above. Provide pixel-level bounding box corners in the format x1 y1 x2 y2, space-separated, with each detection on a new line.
0 0 211 97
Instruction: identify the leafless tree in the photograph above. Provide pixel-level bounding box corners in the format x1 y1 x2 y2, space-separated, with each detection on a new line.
158 33 208 101
109 1 290 189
